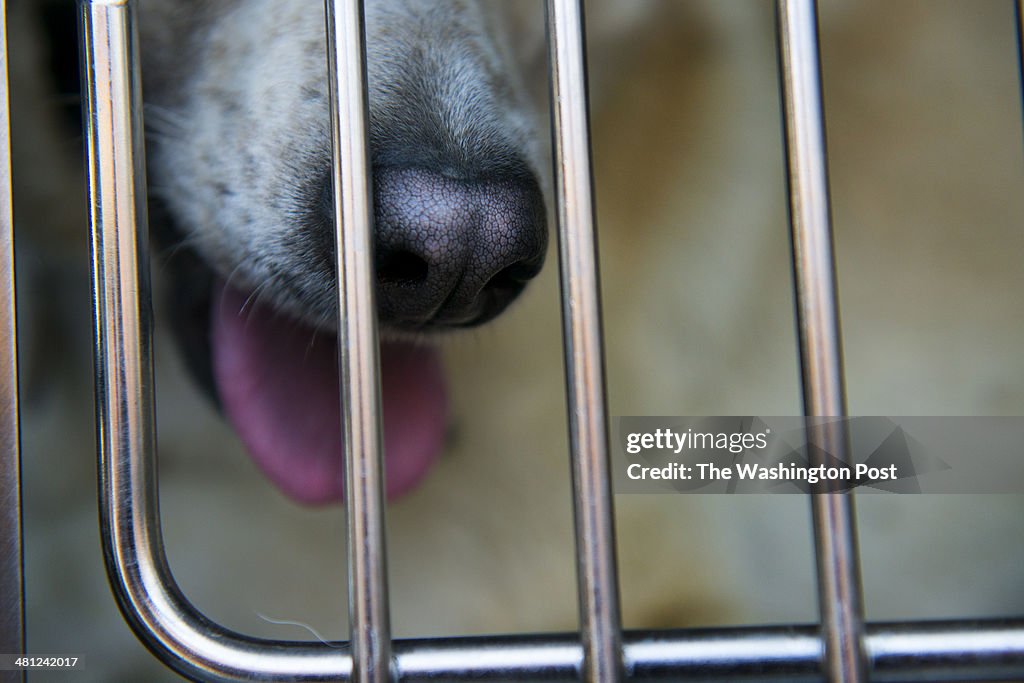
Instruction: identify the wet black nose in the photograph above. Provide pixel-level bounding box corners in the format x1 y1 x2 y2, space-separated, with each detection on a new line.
372 167 547 328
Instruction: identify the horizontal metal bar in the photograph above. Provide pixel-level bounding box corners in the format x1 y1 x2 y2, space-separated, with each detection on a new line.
91 619 1024 682
393 621 1024 682
30 614 1021 683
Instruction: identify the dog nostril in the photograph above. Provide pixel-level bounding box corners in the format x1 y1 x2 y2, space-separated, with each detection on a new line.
484 261 538 292
372 166 547 327
378 249 429 285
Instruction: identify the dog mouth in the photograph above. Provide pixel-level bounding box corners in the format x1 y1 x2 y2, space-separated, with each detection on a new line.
206 280 448 504
156 163 547 505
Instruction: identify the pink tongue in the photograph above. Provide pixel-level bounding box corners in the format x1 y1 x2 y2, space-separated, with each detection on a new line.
210 283 447 504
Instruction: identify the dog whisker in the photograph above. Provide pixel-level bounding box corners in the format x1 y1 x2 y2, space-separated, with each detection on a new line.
240 281 273 317
254 613 342 649
304 328 321 361
143 103 189 133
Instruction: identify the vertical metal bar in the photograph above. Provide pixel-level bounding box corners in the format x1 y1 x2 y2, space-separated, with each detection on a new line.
546 1 623 681
776 2 867 683
0 0 25 678
324 2 393 682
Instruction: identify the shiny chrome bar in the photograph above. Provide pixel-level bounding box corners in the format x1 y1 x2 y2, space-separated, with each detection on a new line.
83 0 393 679
392 620 1024 681
776 2 866 683
83 1 353 680
0 0 25 678
546 0 624 681
324 0 393 681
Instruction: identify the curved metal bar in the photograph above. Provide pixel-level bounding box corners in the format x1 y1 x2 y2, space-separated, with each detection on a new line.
545 0 624 681
81 1 355 680
776 2 867 682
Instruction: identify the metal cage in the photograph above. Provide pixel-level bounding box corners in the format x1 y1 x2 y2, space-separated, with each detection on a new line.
3 0 1024 680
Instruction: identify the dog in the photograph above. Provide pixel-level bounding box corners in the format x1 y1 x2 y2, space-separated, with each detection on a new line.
15 1 1024 680
135 0 553 504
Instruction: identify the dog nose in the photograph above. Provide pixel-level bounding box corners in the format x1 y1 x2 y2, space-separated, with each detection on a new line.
371 166 547 328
